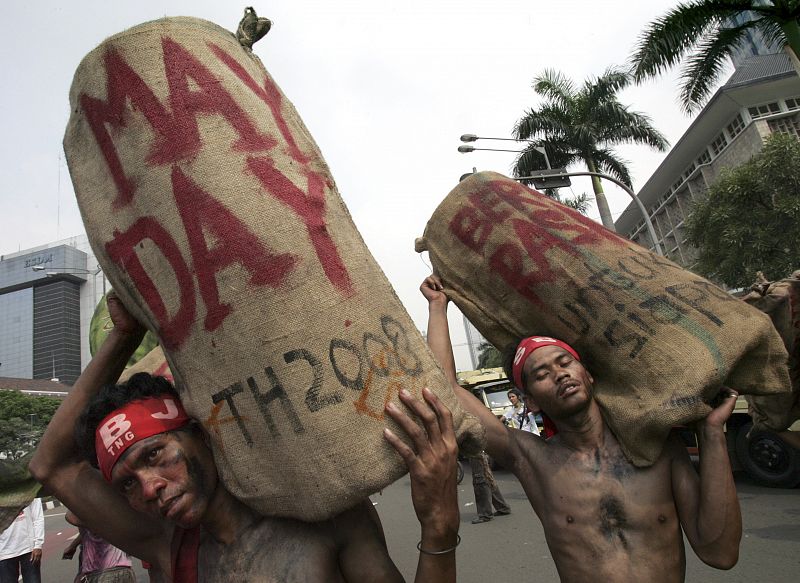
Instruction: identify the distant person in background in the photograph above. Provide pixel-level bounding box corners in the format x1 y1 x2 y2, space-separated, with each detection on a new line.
503 389 540 435
0 498 44 583
63 520 135 583
468 452 511 524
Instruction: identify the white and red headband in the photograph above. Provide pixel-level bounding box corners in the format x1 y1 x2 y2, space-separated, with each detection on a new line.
95 396 190 482
512 336 581 390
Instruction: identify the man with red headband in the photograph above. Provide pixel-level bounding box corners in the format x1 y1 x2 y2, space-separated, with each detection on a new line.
30 293 461 582
420 276 741 582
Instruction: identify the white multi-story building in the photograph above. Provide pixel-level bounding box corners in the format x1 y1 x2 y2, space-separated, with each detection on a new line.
615 53 800 267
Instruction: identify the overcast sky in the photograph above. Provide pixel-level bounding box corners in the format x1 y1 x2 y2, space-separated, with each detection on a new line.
0 1 730 369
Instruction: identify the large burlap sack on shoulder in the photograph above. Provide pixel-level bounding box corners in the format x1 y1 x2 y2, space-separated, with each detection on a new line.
416 171 790 466
741 272 800 429
64 15 482 521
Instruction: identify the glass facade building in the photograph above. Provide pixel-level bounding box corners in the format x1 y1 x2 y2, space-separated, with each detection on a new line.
0 237 106 385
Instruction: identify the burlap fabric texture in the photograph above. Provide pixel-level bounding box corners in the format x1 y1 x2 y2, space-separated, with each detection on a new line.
416 171 791 466
64 16 482 521
741 272 800 429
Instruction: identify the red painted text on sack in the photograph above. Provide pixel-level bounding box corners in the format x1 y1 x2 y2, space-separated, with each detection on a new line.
449 179 624 306
80 37 355 347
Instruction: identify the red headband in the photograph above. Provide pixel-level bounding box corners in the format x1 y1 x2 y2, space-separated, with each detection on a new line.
95 396 190 482
512 336 580 390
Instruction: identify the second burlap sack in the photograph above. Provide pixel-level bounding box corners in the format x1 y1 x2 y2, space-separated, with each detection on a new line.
741 272 800 429
64 15 482 521
416 171 790 466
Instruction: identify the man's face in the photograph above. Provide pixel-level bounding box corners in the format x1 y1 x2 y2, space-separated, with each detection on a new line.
508 392 520 407
109 428 217 529
521 345 593 419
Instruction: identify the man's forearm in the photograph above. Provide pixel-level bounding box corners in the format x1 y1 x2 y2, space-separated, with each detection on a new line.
426 300 458 386
30 328 144 480
695 426 742 567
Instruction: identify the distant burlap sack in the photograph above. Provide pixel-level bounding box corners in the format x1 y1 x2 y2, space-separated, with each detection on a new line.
416 171 790 466
64 16 482 521
741 272 800 429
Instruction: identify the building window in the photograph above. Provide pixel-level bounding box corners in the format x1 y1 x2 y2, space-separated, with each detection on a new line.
710 132 728 156
696 150 711 165
726 113 745 139
785 97 800 111
768 115 800 139
748 102 781 119
682 162 696 180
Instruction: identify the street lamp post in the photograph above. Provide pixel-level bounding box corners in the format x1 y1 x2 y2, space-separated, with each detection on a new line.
32 265 107 295
458 134 664 256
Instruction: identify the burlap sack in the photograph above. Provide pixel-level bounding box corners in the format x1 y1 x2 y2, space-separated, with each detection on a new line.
741 272 800 429
64 16 482 521
416 171 790 466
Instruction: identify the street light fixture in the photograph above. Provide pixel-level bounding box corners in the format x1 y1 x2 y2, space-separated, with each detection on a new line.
459 133 664 256
32 265 107 295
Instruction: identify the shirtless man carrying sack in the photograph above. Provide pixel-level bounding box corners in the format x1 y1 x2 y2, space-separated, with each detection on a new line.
421 275 741 582
30 293 461 582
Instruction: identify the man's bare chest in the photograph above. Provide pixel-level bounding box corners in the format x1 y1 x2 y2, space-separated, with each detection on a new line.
522 445 678 539
195 526 341 583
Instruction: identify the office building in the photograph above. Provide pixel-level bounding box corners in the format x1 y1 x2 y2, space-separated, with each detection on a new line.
0 235 106 385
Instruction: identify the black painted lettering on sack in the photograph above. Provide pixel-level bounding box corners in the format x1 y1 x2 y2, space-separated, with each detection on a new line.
329 338 365 391
284 348 341 413
211 382 254 446
665 283 724 327
247 368 305 438
586 263 638 293
363 332 394 377
604 319 648 359
558 287 598 335
381 315 423 376
617 254 657 280
638 294 687 325
626 311 656 336
689 279 738 303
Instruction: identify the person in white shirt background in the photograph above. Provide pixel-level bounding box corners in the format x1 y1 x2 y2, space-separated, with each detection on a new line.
502 388 540 435
0 498 44 583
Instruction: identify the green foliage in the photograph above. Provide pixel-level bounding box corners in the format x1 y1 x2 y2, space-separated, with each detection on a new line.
541 188 592 215
630 1 800 113
513 67 668 228
0 391 61 460
686 133 800 286
477 341 503 369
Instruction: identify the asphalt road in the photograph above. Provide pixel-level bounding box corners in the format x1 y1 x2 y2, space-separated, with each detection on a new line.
35 467 797 582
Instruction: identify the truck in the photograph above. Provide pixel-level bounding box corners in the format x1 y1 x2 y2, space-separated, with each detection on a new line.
456 367 800 488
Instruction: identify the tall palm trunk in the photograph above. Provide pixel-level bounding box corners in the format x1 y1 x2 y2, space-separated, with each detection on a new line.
585 157 616 231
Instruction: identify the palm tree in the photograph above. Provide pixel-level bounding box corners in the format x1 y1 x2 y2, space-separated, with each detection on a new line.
630 1 800 114
513 68 668 231
476 341 503 369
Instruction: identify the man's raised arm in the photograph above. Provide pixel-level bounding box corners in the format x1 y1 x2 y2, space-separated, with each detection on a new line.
420 276 512 464
670 389 742 570
28 293 168 564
